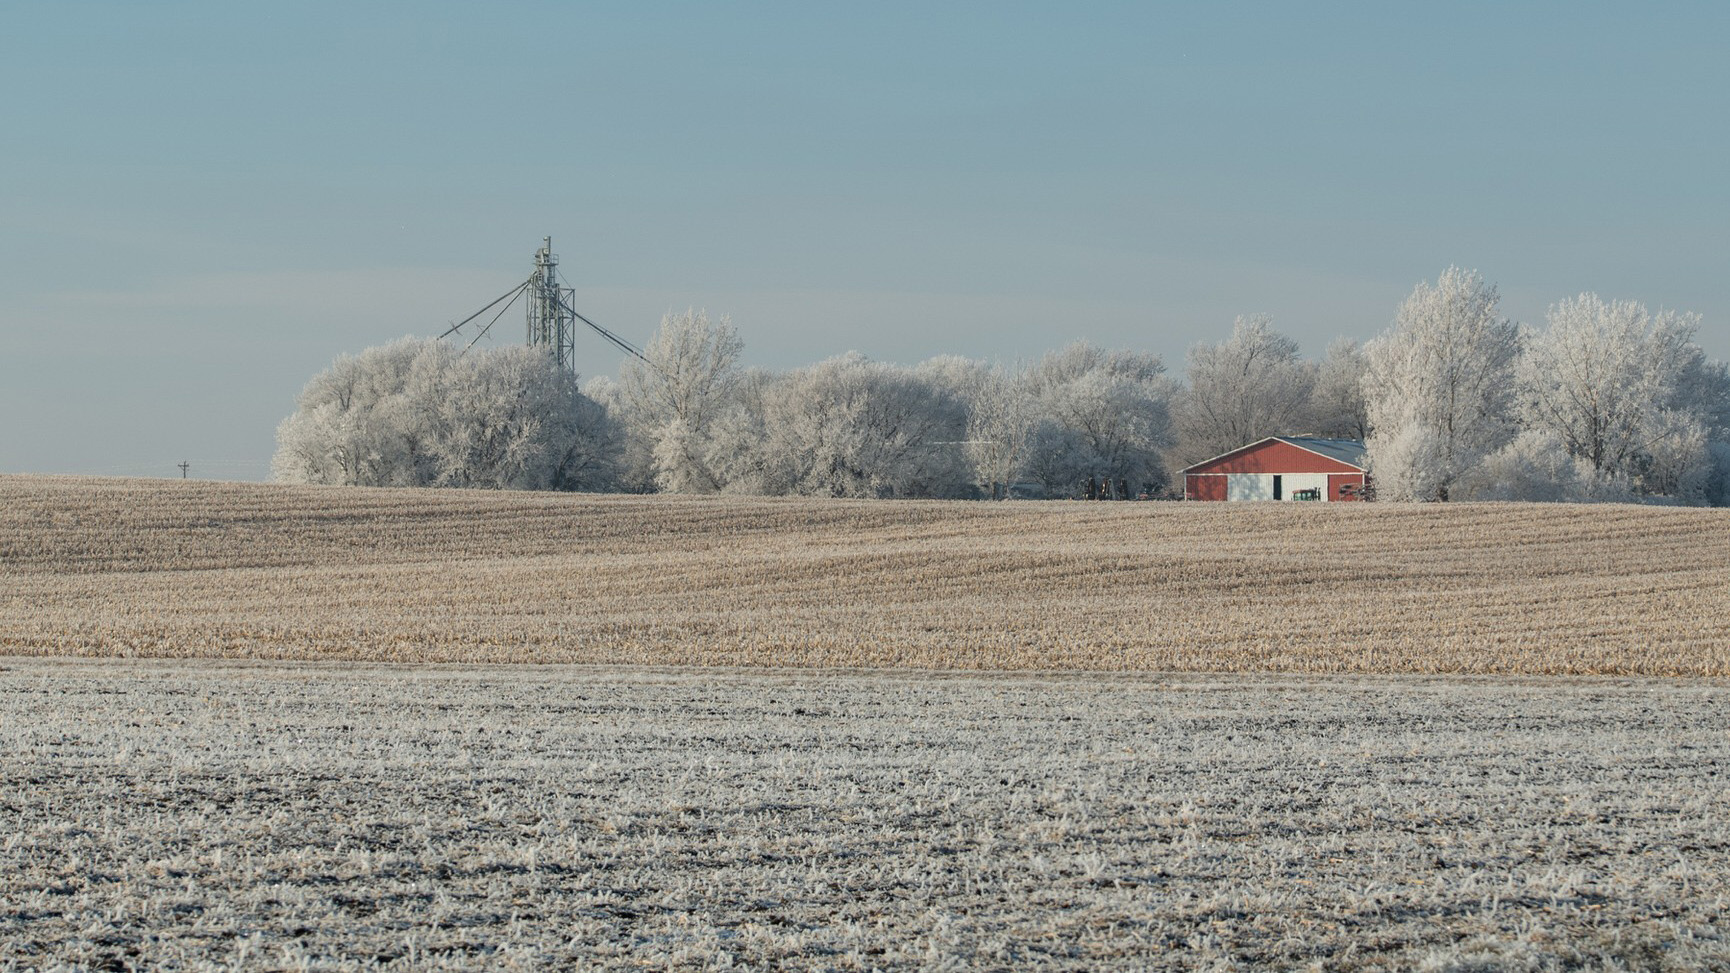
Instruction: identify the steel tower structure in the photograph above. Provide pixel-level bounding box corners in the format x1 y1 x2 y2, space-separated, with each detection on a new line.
525 237 577 373
437 238 651 374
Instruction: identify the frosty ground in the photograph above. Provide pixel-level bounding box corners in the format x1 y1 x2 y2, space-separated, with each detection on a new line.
4 659 1726 971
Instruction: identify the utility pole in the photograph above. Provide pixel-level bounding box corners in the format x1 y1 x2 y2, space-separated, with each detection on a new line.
178 461 190 479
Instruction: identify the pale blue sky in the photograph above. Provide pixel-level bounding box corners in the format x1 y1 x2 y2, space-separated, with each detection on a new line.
5 2 1727 478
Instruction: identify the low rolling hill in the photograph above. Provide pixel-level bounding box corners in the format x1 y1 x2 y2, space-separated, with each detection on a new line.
3 475 1727 674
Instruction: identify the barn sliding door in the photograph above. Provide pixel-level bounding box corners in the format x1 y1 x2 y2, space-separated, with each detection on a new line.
1281 473 1331 501
1226 474 1274 501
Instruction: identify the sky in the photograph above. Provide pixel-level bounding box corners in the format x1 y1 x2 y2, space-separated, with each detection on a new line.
5 2 1728 480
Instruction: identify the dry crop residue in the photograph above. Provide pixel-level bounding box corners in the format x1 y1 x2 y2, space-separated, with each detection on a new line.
2 660 1727 970
2 475 1729 673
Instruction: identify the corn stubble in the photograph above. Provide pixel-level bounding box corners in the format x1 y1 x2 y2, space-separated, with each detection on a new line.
3 661 1727 970
7 479 1730 970
3 475 1728 674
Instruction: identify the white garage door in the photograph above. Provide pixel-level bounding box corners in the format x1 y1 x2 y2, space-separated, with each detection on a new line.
1226 473 1333 501
1281 473 1330 501
1226 473 1273 501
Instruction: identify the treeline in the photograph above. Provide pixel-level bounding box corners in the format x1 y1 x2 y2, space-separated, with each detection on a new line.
273 266 1730 505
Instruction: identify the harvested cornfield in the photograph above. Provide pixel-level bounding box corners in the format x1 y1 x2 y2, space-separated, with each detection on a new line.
3 660 1727 971
2 475 1728 674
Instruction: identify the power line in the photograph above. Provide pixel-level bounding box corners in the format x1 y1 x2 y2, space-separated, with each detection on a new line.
438 278 532 343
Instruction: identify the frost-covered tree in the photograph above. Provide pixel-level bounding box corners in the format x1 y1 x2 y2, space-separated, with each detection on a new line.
1452 430 1633 503
273 337 618 491
918 356 1036 499
698 367 777 494
1308 337 1370 441
1172 315 1316 469
1706 441 1730 508
1364 267 1520 501
964 364 1037 500
756 354 968 498
1024 342 1174 497
1679 358 1730 442
610 309 744 493
272 338 448 487
1518 294 1705 485
1637 420 1714 502
423 345 619 490
1678 359 1730 506
1669 355 1730 505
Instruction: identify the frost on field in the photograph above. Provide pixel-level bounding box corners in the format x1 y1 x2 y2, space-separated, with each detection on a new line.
2 661 1727 971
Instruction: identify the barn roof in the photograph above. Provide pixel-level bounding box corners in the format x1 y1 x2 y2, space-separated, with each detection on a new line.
1275 437 1368 469
1180 436 1368 474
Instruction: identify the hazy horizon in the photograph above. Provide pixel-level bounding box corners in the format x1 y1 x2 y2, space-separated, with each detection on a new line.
6 3 1727 480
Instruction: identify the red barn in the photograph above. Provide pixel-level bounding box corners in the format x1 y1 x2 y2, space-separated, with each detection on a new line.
1182 437 1369 502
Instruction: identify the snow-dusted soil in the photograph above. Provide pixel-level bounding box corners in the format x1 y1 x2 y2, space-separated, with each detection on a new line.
5 659 1726 971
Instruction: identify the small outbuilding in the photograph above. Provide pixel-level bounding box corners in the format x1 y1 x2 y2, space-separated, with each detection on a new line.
1182 437 1369 502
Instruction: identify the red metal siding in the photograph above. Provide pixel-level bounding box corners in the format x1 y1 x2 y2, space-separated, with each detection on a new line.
1328 473 1368 501
1187 474 1226 501
1188 440 1363 475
